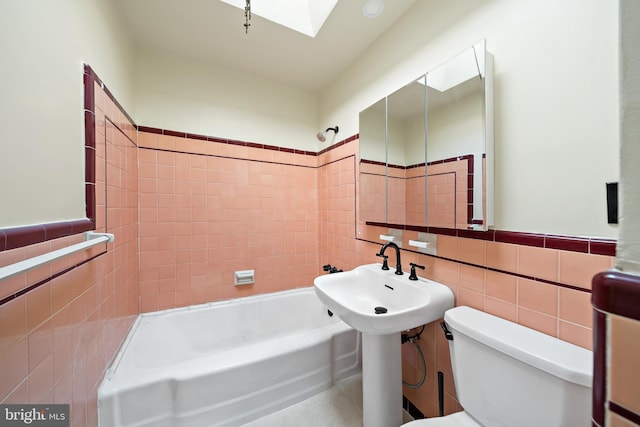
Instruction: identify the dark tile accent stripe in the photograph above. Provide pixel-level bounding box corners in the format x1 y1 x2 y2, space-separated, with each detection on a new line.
363 223 616 256
3 219 93 252
371 154 473 171
592 270 640 321
318 133 359 155
495 230 545 247
186 132 208 141
609 402 640 426
4 225 46 251
545 235 590 253
162 129 185 137
360 159 386 167
83 70 95 114
138 125 162 134
428 154 473 166
592 310 607 427
590 239 617 257
139 125 357 157
457 229 495 241
44 220 88 241
406 162 426 170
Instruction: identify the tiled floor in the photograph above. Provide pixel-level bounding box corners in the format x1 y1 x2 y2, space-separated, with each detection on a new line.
241 374 414 427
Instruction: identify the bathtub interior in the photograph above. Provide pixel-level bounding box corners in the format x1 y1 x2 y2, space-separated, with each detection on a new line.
98 287 361 427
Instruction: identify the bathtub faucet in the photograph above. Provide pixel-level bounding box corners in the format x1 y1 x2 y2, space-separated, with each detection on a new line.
377 242 403 275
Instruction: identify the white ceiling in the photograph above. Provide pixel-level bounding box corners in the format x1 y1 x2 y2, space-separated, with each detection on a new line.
114 0 416 91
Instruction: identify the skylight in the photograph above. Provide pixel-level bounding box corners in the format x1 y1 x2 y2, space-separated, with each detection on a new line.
220 0 339 37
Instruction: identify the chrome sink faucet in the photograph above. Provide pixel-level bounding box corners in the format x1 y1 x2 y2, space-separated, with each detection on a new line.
377 242 403 275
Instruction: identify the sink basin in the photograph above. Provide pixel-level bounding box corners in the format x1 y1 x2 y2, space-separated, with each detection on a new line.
314 263 454 335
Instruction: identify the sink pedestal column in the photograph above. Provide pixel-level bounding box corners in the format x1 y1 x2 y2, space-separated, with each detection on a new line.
362 332 403 427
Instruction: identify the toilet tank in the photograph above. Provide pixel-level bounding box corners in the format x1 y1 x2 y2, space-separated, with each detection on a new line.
444 306 592 427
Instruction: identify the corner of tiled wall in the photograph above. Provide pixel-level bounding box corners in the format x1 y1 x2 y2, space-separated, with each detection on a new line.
0 76 139 426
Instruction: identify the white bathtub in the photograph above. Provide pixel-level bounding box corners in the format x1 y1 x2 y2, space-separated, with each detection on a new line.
98 287 361 427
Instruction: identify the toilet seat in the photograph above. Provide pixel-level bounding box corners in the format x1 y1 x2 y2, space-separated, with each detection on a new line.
403 412 481 426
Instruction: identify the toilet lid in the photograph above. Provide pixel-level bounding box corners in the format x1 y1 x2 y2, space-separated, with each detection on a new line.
403 412 481 427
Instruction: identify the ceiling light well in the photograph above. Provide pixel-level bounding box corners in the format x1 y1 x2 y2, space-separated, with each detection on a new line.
220 0 339 37
362 0 384 18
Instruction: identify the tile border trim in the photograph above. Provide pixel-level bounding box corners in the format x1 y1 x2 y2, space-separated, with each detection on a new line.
592 310 607 427
366 222 616 256
138 125 358 158
592 270 640 321
591 270 640 427
609 402 640 426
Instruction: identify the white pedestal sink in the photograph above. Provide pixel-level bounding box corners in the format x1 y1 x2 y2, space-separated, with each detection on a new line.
314 263 455 427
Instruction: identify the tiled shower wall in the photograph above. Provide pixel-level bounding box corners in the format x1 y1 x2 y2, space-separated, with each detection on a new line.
136 131 320 311
0 77 139 426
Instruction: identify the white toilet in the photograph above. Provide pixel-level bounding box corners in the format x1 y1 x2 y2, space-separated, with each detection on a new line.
404 306 593 427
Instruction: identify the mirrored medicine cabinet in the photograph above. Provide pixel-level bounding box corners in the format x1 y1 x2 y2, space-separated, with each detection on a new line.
359 39 494 231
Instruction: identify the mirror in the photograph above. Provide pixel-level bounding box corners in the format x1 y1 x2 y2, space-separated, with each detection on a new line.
359 40 493 230
359 98 387 223
359 77 427 226
387 76 427 226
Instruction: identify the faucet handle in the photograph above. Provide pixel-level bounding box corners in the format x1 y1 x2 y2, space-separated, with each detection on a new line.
376 253 389 270
409 263 425 281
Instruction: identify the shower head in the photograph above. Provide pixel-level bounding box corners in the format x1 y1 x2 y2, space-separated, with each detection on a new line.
316 126 339 142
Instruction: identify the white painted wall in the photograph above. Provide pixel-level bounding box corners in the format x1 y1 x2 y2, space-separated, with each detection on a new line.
617 0 640 272
358 100 386 163
321 0 619 239
427 89 483 164
131 49 320 152
0 0 135 228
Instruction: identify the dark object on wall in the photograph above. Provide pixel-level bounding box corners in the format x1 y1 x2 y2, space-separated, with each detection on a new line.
606 182 618 224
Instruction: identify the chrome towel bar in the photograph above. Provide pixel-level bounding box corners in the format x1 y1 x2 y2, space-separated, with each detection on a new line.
0 231 114 283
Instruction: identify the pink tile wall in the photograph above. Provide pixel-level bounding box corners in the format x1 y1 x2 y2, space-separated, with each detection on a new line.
319 145 358 268
388 167 406 225
319 137 614 418
359 158 468 229
405 166 426 227
0 82 139 426
427 158 470 228
359 162 386 223
426 173 455 228
137 132 319 311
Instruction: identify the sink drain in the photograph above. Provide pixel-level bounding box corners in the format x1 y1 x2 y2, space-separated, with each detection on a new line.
374 306 388 314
